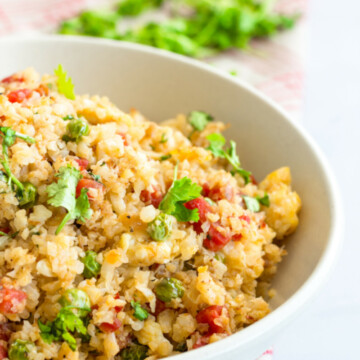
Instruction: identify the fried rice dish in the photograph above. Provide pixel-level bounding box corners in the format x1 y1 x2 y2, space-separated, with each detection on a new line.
0 67 301 360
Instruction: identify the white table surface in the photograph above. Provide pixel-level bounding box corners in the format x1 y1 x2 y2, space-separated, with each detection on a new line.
274 0 359 358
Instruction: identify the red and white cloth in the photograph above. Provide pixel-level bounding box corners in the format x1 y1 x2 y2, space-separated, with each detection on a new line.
0 0 308 358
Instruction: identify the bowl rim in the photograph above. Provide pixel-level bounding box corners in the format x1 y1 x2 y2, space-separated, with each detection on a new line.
0 35 344 358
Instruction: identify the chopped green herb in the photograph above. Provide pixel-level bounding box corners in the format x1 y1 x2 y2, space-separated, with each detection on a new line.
39 289 91 351
147 213 172 241
206 133 251 184
118 0 164 16
88 171 101 183
100 161 106 166
188 111 213 131
155 277 185 302
38 308 88 351
0 126 37 203
59 1 297 58
159 165 202 222
16 182 38 209
214 252 225 263
46 166 92 234
256 193 270 207
229 70 238 76
120 343 149 360
81 251 101 279
54 64 75 100
8 339 35 360
130 301 149 321
62 118 89 143
159 154 172 161
160 133 168 143
63 115 75 120
243 195 260 212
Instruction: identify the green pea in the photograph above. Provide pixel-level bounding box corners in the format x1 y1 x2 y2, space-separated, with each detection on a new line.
147 213 172 242
58 288 91 318
8 339 35 360
81 251 101 279
154 277 184 302
17 182 37 208
120 343 149 360
62 119 89 143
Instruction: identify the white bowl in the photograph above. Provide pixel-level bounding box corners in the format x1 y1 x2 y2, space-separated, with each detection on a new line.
0 36 343 360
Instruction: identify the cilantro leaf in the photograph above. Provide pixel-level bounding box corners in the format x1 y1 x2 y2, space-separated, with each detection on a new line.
159 166 202 222
188 111 213 131
206 133 252 184
39 308 88 351
46 166 92 234
243 195 260 212
206 133 226 157
54 64 75 100
256 193 270 207
131 301 149 321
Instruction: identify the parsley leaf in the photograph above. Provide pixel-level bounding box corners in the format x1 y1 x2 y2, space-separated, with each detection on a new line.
243 195 260 212
0 127 36 201
256 193 270 207
188 111 213 131
160 133 168 143
81 251 101 279
39 308 88 351
131 301 149 321
206 133 252 184
54 64 75 100
46 166 92 234
159 165 202 222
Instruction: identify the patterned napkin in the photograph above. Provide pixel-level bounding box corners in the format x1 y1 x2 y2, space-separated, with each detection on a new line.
0 0 308 358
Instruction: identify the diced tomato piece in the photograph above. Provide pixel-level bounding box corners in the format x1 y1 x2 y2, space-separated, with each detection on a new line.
203 185 234 202
75 158 89 171
153 299 166 316
1 74 24 84
232 233 243 241
184 198 212 223
99 318 121 333
250 174 258 185
193 334 211 349
140 187 163 208
76 179 104 200
35 84 49 97
239 215 251 224
196 305 227 334
0 345 7 359
0 287 27 314
113 294 123 313
7 89 33 103
91 304 99 311
203 223 231 252
0 228 10 234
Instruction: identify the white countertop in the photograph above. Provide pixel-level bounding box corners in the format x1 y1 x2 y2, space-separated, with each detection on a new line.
274 0 359 358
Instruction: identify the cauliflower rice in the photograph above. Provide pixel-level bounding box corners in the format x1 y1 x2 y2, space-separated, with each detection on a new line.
0 68 301 360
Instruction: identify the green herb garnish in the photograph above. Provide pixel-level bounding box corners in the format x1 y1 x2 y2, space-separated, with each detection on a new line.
159 164 202 222
160 133 168 143
159 154 172 161
120 343 149 360
0 127 37 206
46 166 92 234
256 193 270 207
8 339 35 360
188 111 213 131
62 118 89 143
206 133 251 184
130 301 149 321
81 251 101 279
39 289 91 351
54 64 75 100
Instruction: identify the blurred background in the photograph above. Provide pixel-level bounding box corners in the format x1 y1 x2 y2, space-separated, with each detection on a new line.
0 0 357 358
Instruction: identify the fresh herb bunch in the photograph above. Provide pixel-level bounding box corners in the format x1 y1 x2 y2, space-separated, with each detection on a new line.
58 0 298 58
